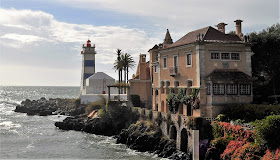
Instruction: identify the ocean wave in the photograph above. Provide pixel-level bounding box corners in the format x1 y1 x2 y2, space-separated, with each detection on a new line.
0 100 20 106
0 121 21 130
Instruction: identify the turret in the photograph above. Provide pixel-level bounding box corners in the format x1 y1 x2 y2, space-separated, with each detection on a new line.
163 29 173 48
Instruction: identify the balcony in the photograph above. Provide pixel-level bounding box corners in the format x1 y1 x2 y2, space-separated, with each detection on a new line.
169 66 178 76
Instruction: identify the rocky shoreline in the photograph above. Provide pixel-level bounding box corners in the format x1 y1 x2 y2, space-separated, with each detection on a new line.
55 115 191 159
15 97 85 116
54 114 117 136
116 120 192 160
15 98 190 159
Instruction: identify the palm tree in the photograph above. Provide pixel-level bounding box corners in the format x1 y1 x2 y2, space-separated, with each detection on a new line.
113 49 123 82
122 53 135 83
113 49 123 94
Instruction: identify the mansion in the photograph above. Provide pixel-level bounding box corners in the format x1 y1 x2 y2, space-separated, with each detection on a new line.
130 20 254 118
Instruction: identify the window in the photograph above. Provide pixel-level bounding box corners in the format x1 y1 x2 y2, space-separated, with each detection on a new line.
207 83 211 95
231 53 240 60
163 57 167 69
240 84 251 95
154 65 158 73
213 83 225 95
211 52 220 59
221 53 230 60
173 55 178 66
227 84 238 95
141 55 146 62
186 53 192 67
84 60 94 67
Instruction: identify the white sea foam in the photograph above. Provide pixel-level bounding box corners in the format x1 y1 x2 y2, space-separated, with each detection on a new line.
26 142 34 149
0 121 21 130
126 148 138 156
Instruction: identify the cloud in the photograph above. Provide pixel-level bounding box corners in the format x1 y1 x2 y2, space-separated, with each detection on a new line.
1 33 46 43
56 0 279 36
0 8 159 86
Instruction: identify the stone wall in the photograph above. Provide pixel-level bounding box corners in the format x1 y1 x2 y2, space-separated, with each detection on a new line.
135 108 200 156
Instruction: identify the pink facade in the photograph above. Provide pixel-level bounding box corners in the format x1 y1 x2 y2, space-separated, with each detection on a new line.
132 20 253 118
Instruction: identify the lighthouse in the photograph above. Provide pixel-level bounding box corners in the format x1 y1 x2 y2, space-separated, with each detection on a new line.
80 40 96 94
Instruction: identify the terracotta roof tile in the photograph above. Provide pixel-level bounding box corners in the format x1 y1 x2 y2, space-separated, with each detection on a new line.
166 26 242 49
206 69 252 81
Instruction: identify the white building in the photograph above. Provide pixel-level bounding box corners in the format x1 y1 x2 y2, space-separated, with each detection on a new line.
80 72 121 104
85 72 117 94
79 40 126 104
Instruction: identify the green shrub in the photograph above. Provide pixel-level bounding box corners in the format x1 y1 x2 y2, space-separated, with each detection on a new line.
212 121 223 139
74 98 80 107
187 116 202 129
130 95 141 107
85 95 107 114
98 102 140 134
211 137 230 154
222 103 280 122
253 115 280 150
216 114 226 122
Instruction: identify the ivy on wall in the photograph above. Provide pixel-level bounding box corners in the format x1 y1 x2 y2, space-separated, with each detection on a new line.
166 87 200 113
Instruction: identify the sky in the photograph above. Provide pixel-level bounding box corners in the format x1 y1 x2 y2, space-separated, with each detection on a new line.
0 0 279 86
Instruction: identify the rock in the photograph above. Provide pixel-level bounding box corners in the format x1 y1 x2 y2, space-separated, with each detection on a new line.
39 110 52 116
116 129 129 144
15 98 86 116
168 151 192 160
158 140 177 158
115 120 187 159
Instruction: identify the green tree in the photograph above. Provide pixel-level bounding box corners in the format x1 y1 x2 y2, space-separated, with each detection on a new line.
121 53 135 83
253 115 280 150
113 49 123 94
249 23 280 104
115 49 123 82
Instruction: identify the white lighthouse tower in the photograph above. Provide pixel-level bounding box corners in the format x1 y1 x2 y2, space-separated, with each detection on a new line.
80 40 96 94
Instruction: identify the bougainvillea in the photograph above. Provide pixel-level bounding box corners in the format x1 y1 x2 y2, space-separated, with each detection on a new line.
222 142 263 160
211 121 255 142
262 148 280 160
221 140 244 159
209 121 280 160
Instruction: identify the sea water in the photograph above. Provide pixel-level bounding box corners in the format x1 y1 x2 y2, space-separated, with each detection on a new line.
0 86 160 159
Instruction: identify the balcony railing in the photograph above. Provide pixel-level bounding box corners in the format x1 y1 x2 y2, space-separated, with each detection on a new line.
169 66 178 76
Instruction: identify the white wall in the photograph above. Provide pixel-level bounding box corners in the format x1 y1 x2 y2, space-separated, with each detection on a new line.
80 94 127 104
85 79 118 94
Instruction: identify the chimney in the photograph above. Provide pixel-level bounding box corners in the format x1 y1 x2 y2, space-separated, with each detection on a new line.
234 19 243 37
216 22 227 33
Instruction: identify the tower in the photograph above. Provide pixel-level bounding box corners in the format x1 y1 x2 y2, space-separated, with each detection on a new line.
163 29 173 48
80 40 96 93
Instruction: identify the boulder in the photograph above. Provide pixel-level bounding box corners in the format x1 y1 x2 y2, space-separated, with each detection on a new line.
39 110 52 116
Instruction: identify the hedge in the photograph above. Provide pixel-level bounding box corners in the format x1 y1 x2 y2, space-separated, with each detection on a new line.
221 103 280 122
253 115 280 150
